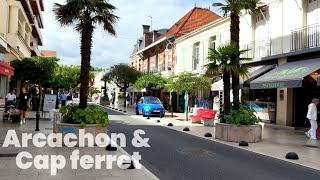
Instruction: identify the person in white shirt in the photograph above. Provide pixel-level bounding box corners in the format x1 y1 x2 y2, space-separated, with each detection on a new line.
306 98 319 140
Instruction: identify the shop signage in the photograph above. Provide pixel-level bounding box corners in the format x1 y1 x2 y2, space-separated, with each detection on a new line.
43 94 57 112
263 67 309 80
262 82 284 89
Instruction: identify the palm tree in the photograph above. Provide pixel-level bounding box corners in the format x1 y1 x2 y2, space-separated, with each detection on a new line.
53 0 119 109
213 0 261 110
205 43 251 121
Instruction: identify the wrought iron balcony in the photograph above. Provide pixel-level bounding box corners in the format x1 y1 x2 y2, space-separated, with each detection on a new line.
291 23 320 51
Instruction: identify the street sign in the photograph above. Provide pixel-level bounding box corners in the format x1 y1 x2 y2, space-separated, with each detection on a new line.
43 94 57 112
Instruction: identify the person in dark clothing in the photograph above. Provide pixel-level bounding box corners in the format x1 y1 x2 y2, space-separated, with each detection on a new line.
16 87 31 125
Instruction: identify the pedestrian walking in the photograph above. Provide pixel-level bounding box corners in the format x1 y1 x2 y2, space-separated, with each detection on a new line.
306 98 319 140
16 87 31 125
126 93 131 107
60 91 67 106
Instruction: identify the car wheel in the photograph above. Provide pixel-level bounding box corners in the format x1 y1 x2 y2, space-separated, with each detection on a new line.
142 109 146 117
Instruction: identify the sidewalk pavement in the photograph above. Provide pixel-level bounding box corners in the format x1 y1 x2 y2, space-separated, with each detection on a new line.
107 103 320 171
0 111 158 180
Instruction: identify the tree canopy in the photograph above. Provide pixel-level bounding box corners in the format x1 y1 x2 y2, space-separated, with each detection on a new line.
166 72 212 93
12 56 58 85
134 72 166 91
103 64 141 90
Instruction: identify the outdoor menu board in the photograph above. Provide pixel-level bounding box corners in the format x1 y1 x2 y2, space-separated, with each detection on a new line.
43 94 57 112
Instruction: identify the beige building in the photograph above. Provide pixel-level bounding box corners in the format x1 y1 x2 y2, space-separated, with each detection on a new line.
0 0 44 98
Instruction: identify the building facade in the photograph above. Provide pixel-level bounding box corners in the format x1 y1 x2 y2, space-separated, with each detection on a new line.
0 0 45 98
238 0 320 128
174 17 230 111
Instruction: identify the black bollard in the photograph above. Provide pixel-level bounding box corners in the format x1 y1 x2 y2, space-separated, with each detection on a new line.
285 152 299 160
239 141 249 147
204 133 212 137
183 127 190 131
105 144 117 151
156 120 160 123
35 111 40 131
122 160 135 169
168 123 173 126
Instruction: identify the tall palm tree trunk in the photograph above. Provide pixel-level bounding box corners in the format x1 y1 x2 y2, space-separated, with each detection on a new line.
222 70 231 123
230 12 240 110
79 23 93 109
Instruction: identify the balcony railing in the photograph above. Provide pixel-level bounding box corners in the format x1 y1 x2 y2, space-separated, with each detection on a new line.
17 32 29 49
291 23 320 51
240 38 271 60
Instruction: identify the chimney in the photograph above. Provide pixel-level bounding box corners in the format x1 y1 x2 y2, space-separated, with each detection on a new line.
143 25 150 34
152 30 158 42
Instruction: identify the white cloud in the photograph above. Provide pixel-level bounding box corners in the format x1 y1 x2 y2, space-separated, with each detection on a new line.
41 0 219 68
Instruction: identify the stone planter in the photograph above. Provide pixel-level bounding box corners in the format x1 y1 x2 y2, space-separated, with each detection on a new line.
54 122 108 146
215 123 262 143
100 99 110 106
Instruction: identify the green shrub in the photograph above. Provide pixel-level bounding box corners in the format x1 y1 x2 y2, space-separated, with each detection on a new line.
101 95 109 101
92 89 101 94
223 106 260 126
59 104 109 127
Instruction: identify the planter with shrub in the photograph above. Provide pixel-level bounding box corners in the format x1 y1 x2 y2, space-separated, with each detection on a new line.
55 104 109 146
100 95 110 106
215 106 262 143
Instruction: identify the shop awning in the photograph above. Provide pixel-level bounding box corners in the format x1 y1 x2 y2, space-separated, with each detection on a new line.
0 60 14 76
212 65 275 91
243 65 276 84
211 79 224 91
250 59 320 89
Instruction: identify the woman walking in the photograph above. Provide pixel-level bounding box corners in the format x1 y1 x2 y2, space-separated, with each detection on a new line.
16 87 31 125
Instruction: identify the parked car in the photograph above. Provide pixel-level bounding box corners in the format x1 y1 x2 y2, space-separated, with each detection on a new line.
136 96 165 117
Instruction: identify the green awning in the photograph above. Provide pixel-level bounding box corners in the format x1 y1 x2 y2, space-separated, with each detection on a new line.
250 59 320 89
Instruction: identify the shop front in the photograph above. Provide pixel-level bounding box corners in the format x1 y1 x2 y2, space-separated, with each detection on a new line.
250 58 320 127
0 60 14 98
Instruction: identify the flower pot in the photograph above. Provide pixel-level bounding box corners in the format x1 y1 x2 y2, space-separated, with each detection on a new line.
215 123 262 143
55 122 108 146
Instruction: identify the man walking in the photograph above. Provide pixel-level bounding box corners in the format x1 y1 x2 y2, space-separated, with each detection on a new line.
60 91 67 106
306 98 319 140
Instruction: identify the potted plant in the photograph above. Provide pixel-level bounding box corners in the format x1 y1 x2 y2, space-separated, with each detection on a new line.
100 95 110 106
55 104 109 146
215 106 262 143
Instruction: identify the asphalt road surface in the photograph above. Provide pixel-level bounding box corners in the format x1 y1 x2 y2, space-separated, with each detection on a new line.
106 109 320 180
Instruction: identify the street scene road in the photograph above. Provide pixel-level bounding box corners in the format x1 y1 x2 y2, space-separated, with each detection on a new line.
107 109 320 180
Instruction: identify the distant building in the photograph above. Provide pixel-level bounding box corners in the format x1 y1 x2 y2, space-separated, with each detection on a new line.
41 50 57 57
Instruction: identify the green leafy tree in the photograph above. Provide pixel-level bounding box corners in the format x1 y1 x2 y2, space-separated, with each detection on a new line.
166 72 211 120
213 0 261 109
103 64 141 106
134 72 166 91
53 0 119 109
205 43 251 121
12 56 58 114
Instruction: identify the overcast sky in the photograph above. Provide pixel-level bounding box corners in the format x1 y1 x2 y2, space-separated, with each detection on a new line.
41 0 222 69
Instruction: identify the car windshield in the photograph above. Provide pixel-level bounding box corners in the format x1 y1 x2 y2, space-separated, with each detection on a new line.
144 97 161 104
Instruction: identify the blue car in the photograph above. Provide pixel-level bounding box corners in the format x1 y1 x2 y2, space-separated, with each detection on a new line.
136 96 165 117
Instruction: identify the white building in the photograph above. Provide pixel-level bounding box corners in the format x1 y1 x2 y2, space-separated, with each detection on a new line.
238 0 320 127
